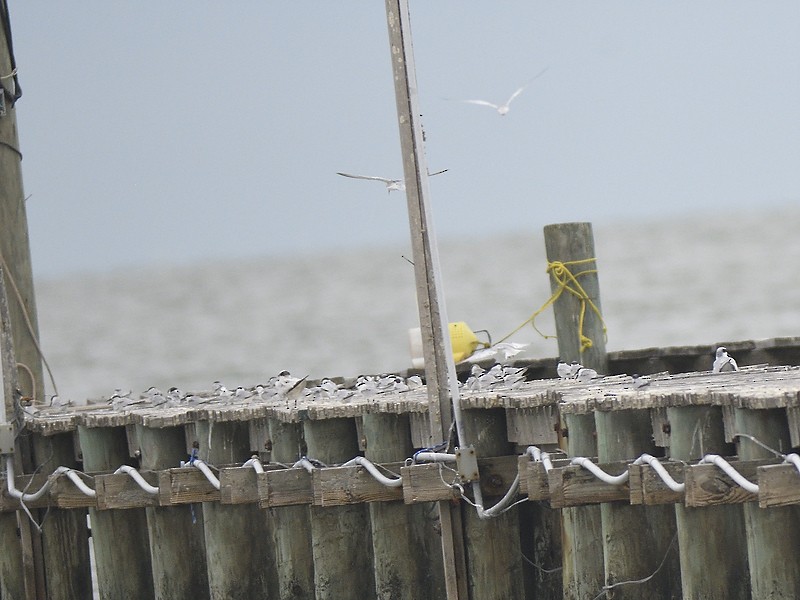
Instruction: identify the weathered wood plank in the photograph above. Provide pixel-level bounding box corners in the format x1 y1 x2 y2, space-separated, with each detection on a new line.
547 461 630 508
628 461 684 506
95 470 159 510
313 462 404 506
683 460 773 507
159 467 220 505
758 463 800 508
259 467 313 508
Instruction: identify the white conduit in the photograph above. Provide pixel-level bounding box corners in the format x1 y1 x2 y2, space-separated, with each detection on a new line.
526 446 553 473
243 456 265 474
190 458 221 491
635 453 685 493
413 451 457 463
785 453 800 474
700 454 759 494
342 457 403 488
5 456 96 500
293 458 317 474
113 465 159 495
571 456 630 486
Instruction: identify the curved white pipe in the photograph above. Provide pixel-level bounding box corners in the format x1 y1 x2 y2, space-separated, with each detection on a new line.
634 453 685 493
342 457 403 488
243 456 265 474
113 465 160 495
190 458 221 490
571 456 630 486
701 454 758 494
413 451 457 463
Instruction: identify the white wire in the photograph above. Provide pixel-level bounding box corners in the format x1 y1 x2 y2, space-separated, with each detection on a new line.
785 453 800 474
526 446 553 473
700 454 759 494
571 456 630 486
190 458 221 491
342 457 403 488
64 469 97 498
113 465 159 495
5 456 66 501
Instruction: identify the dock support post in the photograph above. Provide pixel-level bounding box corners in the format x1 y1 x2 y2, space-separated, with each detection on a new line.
595 410 680 599
79 426 154 600
267 418 315 599
543 222 607 599
543 223 607 374
362 412 445 599
668 406 749 599
136 425 209 600
32 433 92 599
561 413 603 599
194 420 274 599
461 408 524 600
734 408 800 599
304 417 375 600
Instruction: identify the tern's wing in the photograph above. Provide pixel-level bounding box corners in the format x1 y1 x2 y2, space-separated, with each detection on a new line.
462 99 500 110
337 172 394 184
508 66 550 105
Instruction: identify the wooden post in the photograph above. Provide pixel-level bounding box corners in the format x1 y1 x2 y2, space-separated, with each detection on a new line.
78 425 154 600
668 406 749 599
734 408 800 599
543 223 607 373
267 418 315 599
384 2 469 597
561 413 603 600
0 6 44 405
362 412 445 599
595 410 680 599
303 417 375 600
32 433 92 599
136 425 210 600
544 222 607 599
194 420 274 599
460 408 524 600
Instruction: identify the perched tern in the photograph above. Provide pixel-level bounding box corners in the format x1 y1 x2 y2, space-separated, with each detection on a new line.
712 346 739 373
459 67 549 116
336 169 448 193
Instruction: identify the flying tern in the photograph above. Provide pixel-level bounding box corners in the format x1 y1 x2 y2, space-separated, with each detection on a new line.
336 169 448 193
459 67 549 116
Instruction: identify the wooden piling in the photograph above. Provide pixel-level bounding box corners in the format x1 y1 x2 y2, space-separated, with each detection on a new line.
460 408 524 600
734 408 800 599
668 405 749 599
136 425 209 600
362 412 445 600
78 425 154 600
595 410 680 599
32 432 92 599
267 418 315 600
303 417 375 600
543 222 608 374
560 413 603 600
194 420 274 599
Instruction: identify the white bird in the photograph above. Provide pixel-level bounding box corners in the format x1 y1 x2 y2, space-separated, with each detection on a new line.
459 67 549 116
557 360 583 380
336 169 448 193
576 367 600 382
466 342 529 364
712 346 739 373
632 374 651 390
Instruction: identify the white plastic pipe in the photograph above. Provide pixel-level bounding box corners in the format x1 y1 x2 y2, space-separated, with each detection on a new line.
413 451 457 463
343 457 403 488
571 456 630 486
785 453 800 474
526 446 553 473
5 456 64 501
633 453 685 493
243 456 265 474
113 465 160 495
190 458 221 490
701 454 759 494
292 458 317 474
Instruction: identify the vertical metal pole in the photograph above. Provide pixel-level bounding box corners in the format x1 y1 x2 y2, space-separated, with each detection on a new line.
384 2 467 598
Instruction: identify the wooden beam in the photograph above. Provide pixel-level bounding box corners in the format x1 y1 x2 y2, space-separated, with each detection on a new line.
758 463 800 508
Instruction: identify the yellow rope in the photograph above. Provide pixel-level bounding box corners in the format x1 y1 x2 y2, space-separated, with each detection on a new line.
497 258 607 353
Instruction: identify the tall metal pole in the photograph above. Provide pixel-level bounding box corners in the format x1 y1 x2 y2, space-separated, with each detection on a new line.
384 1 468 597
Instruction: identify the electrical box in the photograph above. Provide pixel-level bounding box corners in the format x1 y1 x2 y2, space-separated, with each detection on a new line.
0 423 15 454
455 445 479 482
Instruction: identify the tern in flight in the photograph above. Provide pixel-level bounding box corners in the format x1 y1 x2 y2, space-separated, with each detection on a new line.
460 67 549 116
336 169 448 193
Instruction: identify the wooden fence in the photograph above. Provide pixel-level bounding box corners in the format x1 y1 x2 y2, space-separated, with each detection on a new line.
2 359 800 599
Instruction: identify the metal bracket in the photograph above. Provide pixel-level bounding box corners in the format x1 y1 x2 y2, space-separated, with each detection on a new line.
455 445 479 482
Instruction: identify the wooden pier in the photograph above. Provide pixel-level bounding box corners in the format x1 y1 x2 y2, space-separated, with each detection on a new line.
2 355 800 599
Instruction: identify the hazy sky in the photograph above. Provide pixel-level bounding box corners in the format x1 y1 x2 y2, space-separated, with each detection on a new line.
9 2 800 278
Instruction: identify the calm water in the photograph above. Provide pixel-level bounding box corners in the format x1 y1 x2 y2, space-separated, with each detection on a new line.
33 208 800 403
